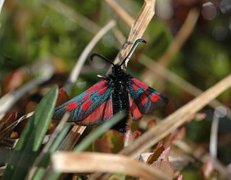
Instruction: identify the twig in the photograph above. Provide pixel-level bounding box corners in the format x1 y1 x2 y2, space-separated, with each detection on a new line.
111 0 156 66
119 74 231 157
51 152 170 180
64 20 116 92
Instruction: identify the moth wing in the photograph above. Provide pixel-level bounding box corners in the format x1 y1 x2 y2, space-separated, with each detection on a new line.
128 77 168 120
54 80 113 125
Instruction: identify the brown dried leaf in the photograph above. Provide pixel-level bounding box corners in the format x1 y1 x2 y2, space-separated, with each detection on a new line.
151 147 175 177
56 87 70 106
0 112 18 140
0 112 18 130
147 143 165 164
94 130 124 153
3 69 25 93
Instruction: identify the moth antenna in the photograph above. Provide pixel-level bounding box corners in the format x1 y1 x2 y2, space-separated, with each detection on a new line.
90 53 115 66
120 38 146 67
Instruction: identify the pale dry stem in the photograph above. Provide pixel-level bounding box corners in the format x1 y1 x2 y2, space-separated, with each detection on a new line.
141 8 200 85
107 0 156 66
105 0 133 27
139 55 231 118
64 20 116 92
52 152 170 180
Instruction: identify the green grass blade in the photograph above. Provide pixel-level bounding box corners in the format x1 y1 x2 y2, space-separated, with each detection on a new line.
32 124 72 180
3 85 58 180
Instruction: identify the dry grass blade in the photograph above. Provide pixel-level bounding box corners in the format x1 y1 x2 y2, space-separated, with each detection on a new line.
139 55 231 117
120 74 231 157
64 20 116 92
111 0 156 66
141 8 200 84
105 0 133 26
159 8 199 66
52 152 170 180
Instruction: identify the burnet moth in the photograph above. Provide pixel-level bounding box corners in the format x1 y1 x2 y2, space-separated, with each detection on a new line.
54 39 168 132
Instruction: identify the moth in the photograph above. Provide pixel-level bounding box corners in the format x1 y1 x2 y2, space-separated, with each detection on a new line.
54 39 168 132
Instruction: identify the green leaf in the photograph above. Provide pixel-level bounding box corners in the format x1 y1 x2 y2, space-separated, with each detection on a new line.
3 85 58 180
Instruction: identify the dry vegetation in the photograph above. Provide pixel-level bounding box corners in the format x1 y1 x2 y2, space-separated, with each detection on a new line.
0 0 231 179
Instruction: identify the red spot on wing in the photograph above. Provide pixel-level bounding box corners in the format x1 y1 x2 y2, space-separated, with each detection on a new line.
151 94 160 102
132 78 148 89
81 100 92 111
98 87 108 95
66 102 78 111
82 94 90 101
81 99 113 124
87 80 107 94
132 83 139 92
129 97 142 120
140 94 148 106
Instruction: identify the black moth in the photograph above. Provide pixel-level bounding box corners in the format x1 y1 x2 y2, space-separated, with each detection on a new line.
54 39 168 132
